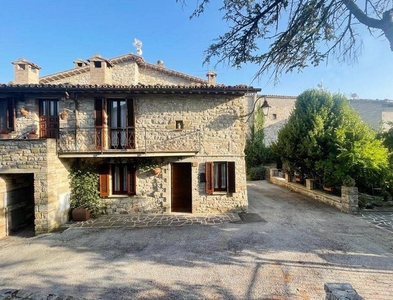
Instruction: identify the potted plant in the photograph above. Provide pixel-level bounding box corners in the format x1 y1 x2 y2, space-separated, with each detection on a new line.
69 166 102 221
0 128 10 139
27 128 38 139
60 110 69 120
152 167 161 175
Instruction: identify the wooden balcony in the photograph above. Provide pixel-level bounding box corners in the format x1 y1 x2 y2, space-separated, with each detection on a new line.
57 127 201 158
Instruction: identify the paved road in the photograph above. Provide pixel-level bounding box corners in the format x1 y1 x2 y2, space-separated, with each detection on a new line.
359 211 393 232
1 181 392 299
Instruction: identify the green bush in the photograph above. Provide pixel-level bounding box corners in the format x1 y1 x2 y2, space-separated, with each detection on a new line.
69 164 102 217
272 89 389 189
248 166 266 180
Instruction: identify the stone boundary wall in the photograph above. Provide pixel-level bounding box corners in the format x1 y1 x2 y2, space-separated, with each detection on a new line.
269 169 359 214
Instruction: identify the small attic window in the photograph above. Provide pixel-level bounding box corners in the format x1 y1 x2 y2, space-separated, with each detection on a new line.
77 62 83 67
176 120 184 130
18 64 26 71
94 61 102 68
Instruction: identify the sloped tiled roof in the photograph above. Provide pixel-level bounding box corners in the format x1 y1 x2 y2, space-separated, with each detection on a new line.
0 83 260 95
40 53 207 84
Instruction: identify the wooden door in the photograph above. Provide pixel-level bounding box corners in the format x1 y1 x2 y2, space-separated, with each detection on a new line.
171 163 192 213
39 99 59 138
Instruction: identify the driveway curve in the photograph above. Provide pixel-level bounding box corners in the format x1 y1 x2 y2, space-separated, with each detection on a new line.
0 180 392 299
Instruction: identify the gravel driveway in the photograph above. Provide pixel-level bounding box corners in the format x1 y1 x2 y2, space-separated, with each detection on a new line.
0 181 392 299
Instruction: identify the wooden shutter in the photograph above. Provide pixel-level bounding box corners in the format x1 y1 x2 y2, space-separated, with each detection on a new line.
126 98 135 127
99 165 110 197
126 98 135 149
94 98 105 149
94 98 104 126
205 162 213 195
127 165 136 196
228 162 236 193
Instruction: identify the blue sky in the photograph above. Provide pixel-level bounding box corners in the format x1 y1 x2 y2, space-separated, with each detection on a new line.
0 0 392 99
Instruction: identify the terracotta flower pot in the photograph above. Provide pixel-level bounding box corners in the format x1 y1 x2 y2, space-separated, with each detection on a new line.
152 167 161 175
72 208 91 221
0 133 10 139
28 133 39 139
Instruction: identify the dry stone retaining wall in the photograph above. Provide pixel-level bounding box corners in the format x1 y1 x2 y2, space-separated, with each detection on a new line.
269 169 359 214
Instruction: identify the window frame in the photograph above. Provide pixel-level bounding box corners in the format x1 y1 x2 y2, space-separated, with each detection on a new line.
205 161 236 194
99 163 136 197
94 97 135 149
0 98 16 131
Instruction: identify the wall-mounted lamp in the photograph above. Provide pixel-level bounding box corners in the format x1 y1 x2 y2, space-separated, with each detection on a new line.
261 100 271 116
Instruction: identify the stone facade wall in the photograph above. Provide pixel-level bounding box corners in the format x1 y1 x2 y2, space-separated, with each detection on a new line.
104 166 168 214
138 68 200 86
77 94 247 214
104 156 247 214
0 177 6 238
0 139 72 235
255 95 297 145
41 71 90 85
57 93 248 215
112 61 138 85
46 146 71 230
39 59 204 86
14 98 40 138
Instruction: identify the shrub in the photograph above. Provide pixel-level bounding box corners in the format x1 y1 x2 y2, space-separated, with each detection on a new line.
248 166 266 180
69 164 102 217
272 89 389 189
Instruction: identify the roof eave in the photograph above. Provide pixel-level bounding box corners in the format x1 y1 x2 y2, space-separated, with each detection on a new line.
0 84 261 95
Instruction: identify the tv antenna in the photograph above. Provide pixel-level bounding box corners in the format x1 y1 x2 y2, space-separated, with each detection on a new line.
133 38 143 56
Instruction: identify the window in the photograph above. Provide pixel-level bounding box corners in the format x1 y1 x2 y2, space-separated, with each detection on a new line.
272 113 277 119
176 120 184 130
205 162 236 194
99 164 136 197
94 61 102 68
0 98 15 131
94 98 135 149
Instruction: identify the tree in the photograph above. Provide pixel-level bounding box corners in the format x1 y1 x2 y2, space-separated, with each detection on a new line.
245 107 274 170
179 0 393 81
271 89 389 190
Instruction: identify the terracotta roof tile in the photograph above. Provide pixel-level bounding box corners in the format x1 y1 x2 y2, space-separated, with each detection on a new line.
0 83 260 94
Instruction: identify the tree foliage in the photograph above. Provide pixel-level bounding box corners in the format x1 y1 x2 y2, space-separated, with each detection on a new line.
245 106 274 170
271 89 389 189
179 0 393 81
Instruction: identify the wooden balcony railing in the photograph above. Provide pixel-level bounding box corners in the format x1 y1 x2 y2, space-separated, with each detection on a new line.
57 127 201 154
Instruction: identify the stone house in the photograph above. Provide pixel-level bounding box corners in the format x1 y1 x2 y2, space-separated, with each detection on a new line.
0 53 260 237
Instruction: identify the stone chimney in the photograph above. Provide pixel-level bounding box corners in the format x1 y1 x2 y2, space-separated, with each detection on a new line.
12 58 41 84
87 54 113 85
156 60 165 68
73 59 88 68
206 70 217 85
